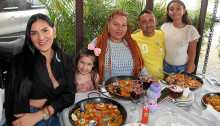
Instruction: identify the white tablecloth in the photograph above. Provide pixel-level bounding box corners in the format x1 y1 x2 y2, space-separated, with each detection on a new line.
60 79 219 126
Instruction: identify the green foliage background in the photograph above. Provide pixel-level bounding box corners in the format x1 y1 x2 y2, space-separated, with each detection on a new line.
39 0 211 57
39 0 76 56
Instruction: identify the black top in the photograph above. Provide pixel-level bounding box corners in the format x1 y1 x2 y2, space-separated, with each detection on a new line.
5 49 76 125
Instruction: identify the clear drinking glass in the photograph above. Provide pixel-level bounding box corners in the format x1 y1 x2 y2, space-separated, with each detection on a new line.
140 74 153 92
130 80 143 110
139 69 153 94
129 80 143 123
168 78 184 114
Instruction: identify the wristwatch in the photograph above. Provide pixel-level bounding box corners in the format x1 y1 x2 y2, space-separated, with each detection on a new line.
41 109 50 120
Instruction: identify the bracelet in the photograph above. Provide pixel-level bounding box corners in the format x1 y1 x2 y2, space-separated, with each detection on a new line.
45 106 51 117
41 109 49 120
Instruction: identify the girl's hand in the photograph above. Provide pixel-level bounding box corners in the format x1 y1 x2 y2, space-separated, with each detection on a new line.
187 39 197 73
12 112 43 126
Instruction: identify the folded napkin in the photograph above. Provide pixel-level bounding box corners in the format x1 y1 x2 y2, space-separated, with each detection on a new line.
182 88 190 98
201 104 220 126
176 88 191 101
100 86 110 96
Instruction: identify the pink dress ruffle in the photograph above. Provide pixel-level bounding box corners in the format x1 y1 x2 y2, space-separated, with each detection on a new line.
75 80 95 93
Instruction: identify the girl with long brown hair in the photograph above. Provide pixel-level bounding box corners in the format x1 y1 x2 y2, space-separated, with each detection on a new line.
161 0 200 74
91 9 148 84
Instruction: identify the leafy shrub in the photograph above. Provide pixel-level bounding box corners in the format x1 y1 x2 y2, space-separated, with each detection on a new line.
188 9 212 46
153 2 167 29
39 0 76 56
83 0 116 45
39 0 212 58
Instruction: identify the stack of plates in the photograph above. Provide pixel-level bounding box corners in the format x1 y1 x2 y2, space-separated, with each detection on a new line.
174 91 194 107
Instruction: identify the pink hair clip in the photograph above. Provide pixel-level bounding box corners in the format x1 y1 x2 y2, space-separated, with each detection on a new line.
88 44 101 56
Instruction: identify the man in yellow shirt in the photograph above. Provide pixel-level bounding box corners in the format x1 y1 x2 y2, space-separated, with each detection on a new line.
132 10 165 79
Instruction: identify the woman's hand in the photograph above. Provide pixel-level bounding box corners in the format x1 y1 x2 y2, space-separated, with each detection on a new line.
12 112 43 126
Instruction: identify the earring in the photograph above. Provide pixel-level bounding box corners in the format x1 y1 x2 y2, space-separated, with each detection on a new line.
54 35 56 39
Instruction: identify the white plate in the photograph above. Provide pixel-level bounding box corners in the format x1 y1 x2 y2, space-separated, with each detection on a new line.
174 101 193 107
154 115 193 126
123 123 146 126
175 91 194 103
174 92 194 106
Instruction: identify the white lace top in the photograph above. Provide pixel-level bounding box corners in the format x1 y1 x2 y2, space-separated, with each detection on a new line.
161 22 200 66
91 38 148 82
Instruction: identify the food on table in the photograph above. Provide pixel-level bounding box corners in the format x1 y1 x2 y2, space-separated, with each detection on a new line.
107 80 134 97
124 123 142 126
71 102 123 126
179 95 190 100
71 113 78 121
206 95 220 112
165 74 201 88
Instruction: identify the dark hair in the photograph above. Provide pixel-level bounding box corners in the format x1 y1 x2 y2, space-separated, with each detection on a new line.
24 13 60 55
138 9 155 21
166 0 192 25
73 47 99 89
13 13 60 100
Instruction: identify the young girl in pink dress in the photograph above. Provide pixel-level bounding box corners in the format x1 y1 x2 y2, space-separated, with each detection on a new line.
74 44 101 92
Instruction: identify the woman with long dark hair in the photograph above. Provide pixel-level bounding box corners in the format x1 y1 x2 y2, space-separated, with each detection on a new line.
5 13 76 126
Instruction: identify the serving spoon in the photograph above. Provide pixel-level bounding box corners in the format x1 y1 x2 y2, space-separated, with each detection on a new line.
159 69 173 77
98 82 121 88
159 69 184 77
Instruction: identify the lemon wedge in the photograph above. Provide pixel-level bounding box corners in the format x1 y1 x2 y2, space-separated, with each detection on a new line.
71 113 78 121
179 96 185 100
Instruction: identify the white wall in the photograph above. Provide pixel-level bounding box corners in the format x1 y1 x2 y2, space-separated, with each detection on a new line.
208 2 220 16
